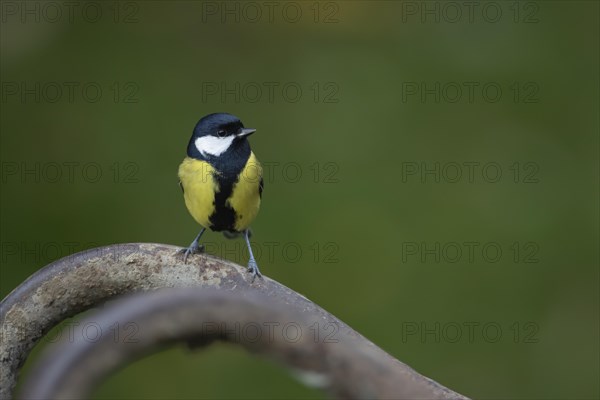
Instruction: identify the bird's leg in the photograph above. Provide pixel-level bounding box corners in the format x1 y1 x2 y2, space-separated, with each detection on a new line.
180 228 206 263
244 229 262 281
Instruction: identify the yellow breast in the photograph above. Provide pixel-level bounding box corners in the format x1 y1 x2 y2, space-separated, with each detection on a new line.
178 157 217 228
178 153 262 232
228 152 262 231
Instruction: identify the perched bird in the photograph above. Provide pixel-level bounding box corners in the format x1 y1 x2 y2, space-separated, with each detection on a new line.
178 113 264 279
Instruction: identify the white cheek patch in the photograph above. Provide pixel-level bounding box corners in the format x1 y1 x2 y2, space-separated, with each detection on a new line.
195 135 234 157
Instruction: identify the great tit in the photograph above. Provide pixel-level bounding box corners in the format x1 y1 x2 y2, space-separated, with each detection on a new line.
178 113 264 279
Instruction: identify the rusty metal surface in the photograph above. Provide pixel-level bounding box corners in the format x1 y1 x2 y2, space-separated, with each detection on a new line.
1 243 468 399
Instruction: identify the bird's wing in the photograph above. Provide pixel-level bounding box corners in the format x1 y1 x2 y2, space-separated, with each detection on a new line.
178 180 184 193
259 176 264 198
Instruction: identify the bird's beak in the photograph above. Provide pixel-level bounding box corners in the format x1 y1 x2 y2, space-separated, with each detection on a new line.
238 128 256 138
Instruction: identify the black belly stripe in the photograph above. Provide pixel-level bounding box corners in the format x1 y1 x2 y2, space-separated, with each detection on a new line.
206 141 251 232
209 172 238 232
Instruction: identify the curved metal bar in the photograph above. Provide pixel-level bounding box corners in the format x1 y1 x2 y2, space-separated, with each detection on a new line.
1 243 468 399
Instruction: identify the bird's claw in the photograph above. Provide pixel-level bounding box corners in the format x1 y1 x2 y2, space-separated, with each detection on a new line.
247 259 262 282
178 244 205 263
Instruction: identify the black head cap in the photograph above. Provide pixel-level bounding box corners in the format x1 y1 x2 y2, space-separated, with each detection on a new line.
193 113 243 138
187 113 256 159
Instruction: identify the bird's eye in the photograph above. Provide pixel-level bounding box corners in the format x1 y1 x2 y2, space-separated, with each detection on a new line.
217 130 226 137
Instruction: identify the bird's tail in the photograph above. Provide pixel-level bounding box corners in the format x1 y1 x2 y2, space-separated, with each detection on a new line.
222 229 252 239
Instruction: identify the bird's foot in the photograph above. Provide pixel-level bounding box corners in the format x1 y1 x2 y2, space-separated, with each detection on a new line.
178 244 205 263
247 259 262 282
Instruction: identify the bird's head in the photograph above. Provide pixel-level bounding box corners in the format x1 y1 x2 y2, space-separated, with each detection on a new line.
187 113 256 159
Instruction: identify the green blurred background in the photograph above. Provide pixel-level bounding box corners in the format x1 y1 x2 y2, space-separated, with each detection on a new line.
1 1 598 398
